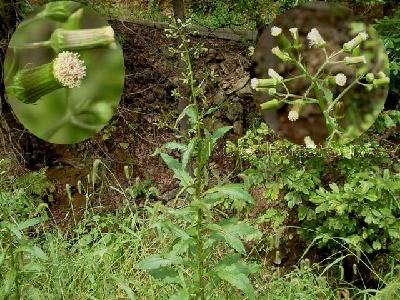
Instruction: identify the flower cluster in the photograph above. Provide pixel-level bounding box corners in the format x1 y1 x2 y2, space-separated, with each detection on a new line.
53 51 86 88
250 25 390 147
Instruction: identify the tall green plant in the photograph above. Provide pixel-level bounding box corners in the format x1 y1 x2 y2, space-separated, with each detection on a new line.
137 18 260 299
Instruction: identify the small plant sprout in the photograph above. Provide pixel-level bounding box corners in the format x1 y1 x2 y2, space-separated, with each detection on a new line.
251 25 390 145
8 51 86 103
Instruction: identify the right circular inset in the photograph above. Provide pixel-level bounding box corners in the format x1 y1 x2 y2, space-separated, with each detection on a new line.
251 1 390 146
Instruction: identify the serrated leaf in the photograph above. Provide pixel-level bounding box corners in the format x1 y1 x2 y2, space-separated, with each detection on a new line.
216 265 255 300
211 126 232 144
149 267 181 284
205 184 254 204
182 139 197 169
175 104 198 128
160 153 193 187
18 216 47 230
137 255 183 271
164 142 188 152
16 245 48 261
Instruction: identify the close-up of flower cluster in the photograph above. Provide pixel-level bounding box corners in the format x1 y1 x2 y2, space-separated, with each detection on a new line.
251 25 390 146
6 1 116 105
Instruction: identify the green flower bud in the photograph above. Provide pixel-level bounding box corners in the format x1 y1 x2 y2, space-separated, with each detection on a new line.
334 101 345 119
373 77 390 87
271 27 291 51
260 99 281 110
289 28 301 49
345 56 367 65
364 84 374 92
37 2 81 22
251 78 277 90
8 62 62 104
343 32 368 53
365 73 374 83
8 51 86 104
268 88 277 96
62 7 84 30
377 71 387 79
271 47 291 62
49 26 115 52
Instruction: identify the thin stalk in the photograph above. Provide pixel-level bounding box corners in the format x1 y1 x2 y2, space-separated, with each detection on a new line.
9 40 51 49
327 79 360 112
291 57 334 133
182 34 205 300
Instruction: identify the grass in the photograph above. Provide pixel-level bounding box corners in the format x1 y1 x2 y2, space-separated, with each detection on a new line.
1 158 398 299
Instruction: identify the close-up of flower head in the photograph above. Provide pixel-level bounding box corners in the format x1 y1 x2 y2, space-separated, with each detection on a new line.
53 51 86 88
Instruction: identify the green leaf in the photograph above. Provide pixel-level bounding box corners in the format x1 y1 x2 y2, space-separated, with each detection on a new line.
2 269 16 297
149 267 181 284
175 104 198 128
205 184 254 204
18 216 47 230
16 245 48 261
211 126 232 144
160 153 193 187
209 219 258 253
216 265 255 300
164 142 188 152
137 255 183 271
182 139 197 170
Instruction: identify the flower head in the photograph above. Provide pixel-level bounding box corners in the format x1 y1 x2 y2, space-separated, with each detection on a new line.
271 46 291 62
53 51 86 88
304 136 316 149
344 55 367 65
289 28 298 36
288 101 302 122
335 73 347 86
307 28 326 48
288 110 299 122
271 26 282 37
268 68 283 82
343 32 369 52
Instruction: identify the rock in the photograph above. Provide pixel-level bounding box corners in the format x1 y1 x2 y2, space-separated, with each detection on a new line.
226 100 243 122
237 84 252 98
213 90 225 105
233 121 243 135
226 75 250 95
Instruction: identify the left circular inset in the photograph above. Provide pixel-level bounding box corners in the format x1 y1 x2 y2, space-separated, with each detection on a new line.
4 1 125 144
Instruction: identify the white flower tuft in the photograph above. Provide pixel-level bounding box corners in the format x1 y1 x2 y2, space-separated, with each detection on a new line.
251 78 258 89
304 136 316 149
271 26 282 37
289 28 298 35
53 51 86 88
359 32 368 41
268 68 283 82
307 28 326 48
335 73 347 87
288 110 299 122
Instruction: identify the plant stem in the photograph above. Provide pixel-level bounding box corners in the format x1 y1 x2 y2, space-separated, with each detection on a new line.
291 57 334 133
183 33 206 300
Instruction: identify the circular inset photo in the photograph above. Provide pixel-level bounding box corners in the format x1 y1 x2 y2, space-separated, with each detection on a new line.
251 1 389 146
4 1 125 144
